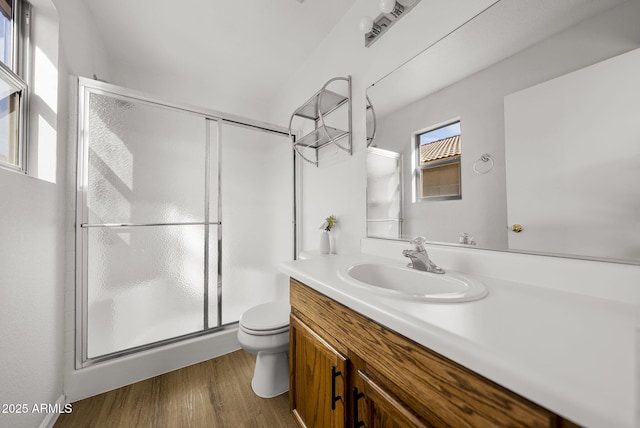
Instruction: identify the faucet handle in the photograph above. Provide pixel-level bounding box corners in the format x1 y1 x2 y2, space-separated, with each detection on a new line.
410 236 427 252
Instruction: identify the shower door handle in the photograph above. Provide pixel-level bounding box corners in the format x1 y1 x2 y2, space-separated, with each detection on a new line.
80 221 221 228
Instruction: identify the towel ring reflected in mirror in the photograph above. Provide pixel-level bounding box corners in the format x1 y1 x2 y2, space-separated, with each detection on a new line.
473 153 494 174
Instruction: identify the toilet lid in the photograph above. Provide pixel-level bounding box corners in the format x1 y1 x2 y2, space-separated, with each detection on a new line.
240 301 290 331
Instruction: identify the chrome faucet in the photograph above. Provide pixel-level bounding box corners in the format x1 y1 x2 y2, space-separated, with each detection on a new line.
459 232 476 246
402 237 445 274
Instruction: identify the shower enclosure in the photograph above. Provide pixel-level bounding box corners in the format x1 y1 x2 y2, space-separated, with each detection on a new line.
75 78 292 366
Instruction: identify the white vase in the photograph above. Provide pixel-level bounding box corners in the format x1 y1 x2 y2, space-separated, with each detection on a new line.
329 231 336 254
319 230 330 254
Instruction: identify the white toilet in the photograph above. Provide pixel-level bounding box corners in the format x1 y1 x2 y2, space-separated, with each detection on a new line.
237 300 290 398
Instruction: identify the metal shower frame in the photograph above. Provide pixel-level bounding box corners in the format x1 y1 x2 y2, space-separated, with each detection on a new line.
74 77 294 368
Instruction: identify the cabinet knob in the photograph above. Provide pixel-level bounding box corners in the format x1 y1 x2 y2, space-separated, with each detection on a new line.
511 224 523 233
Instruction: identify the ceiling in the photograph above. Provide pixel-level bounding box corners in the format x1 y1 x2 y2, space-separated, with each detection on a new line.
83 0 357 112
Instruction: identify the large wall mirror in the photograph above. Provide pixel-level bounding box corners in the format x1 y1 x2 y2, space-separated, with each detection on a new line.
366 0 640 264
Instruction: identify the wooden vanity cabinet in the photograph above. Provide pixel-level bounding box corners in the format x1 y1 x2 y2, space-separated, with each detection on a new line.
289 278 579 428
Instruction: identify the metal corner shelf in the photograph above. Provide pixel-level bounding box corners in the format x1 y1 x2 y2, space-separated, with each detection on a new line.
294 126 349 150
289 76 352 166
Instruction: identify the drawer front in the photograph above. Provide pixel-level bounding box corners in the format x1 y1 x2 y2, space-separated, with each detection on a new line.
291 279 557 428
356 370 429 428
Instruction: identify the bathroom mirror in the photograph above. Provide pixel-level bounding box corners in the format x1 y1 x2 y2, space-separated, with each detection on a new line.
366 0 640 264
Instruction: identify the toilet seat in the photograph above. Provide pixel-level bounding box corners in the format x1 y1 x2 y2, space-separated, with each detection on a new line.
239 301 290 336
240 324 289 336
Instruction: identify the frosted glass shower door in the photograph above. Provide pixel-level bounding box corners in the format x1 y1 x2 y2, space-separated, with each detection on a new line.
219 123 292 325
86 225 205 358
80 89 219 359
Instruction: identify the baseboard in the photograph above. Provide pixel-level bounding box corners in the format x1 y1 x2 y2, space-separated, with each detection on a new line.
38 394 66 428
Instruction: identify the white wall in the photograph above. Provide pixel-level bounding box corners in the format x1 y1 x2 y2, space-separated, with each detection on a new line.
53 0 112 83
0 1 64 427
268 0 499 255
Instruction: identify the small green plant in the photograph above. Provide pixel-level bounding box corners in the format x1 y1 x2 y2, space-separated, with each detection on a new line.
320 215 337 232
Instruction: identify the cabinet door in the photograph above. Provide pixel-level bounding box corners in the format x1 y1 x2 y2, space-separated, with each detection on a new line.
355 371 428 428
290 314 347 428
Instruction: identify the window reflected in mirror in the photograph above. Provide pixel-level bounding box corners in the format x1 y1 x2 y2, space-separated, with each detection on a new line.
414 120 461 201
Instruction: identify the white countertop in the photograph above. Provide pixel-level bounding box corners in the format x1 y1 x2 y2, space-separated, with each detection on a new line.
280 252 638 428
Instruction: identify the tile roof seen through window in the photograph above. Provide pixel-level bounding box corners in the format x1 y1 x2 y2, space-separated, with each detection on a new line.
420 135 461 163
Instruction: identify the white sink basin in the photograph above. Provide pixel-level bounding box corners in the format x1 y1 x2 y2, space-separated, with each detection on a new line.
337 262 488 302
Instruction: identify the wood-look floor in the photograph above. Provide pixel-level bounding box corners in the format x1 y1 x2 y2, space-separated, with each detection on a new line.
55 350 296 428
